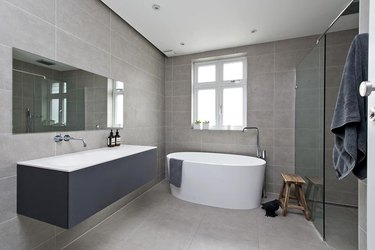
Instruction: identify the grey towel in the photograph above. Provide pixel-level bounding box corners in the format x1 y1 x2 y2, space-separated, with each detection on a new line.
169 158 183 187
331 33 368 180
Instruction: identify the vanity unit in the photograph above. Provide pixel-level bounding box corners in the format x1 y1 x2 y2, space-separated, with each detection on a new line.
17 145 157 229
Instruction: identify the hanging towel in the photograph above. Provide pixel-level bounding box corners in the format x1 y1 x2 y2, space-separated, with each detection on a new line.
331 33 368 180
168 158 183 187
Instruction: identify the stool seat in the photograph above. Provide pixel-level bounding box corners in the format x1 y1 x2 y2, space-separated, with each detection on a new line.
281 173 306 184
279 173 310 220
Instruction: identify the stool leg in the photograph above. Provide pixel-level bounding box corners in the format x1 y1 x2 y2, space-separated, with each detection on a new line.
279 182 286 202
312 186 319 220
283 183 290 216
298 185 310 220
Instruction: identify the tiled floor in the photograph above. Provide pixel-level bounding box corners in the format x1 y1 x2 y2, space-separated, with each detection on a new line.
64 180 332 250
325 204 358 250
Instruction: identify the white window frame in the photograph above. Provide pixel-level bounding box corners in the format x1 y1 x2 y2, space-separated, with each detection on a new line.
107 79 124 128
192 56 247 130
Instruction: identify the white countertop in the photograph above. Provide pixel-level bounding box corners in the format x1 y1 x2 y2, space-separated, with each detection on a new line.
17 145 157 172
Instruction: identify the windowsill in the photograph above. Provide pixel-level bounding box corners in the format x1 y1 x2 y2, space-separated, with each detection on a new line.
191 127 243 131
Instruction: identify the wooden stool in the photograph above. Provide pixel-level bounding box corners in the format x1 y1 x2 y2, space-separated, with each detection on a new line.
278 173 310 220
305 176 323 220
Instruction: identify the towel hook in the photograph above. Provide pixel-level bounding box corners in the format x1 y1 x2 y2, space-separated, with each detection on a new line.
359 81 374 96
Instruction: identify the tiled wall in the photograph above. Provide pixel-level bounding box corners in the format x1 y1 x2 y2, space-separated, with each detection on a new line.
0 0 165 249
165 36 318 194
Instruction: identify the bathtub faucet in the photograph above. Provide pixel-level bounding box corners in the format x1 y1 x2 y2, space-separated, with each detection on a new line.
242 127 261 158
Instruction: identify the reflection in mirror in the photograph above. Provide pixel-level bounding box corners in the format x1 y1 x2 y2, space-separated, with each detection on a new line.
12 48 123 134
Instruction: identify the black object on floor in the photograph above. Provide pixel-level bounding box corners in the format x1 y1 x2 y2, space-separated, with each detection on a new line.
261 199 282 217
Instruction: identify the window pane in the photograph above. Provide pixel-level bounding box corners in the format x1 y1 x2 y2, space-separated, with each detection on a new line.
63 82 67 93
62 98 67 125
115 81 124 91
197 89 216 125
51 82 59 94
114 94 123 127
50 98 59 124
223 61 243 81
223 88 243 126
197 65 216 83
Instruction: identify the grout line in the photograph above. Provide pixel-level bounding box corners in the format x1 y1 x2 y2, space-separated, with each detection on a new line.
1 0 55 26
31 235 55 250
186 217 203 250
0 175 16 181
0 216 17 226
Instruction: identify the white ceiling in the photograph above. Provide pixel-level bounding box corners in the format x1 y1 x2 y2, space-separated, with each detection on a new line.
101 0 358 57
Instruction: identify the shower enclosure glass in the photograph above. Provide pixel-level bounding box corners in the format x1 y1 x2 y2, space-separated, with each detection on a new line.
295 3 359 248
295 38 325 237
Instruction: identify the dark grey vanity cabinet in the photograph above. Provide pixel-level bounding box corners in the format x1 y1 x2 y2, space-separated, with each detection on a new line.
17 148 157 229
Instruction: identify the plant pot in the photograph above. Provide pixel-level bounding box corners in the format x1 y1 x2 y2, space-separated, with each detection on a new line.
202 123 209 130
193 123 202 130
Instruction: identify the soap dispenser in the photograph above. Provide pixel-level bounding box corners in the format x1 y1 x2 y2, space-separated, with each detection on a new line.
107 129 115 147
115 129 121 146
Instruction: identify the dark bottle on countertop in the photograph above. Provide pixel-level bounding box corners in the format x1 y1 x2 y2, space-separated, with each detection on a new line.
115 129 121 146
107 129 115 147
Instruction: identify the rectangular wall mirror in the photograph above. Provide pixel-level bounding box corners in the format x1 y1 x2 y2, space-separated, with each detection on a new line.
12 48 123 134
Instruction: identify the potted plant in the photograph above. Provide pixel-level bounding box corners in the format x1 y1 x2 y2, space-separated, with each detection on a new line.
193 120 202 130
202 120 210 130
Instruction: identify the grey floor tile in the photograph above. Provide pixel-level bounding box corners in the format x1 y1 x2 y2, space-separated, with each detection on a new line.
63 180 333 250
189 234 259 250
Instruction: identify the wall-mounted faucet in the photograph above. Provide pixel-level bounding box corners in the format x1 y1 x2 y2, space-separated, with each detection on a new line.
242 126 262 158
64 135 87 147
53 134 87 147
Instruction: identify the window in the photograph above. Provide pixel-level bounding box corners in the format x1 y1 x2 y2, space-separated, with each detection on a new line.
107 79 124 128
192 56 247 130
48 81 67 126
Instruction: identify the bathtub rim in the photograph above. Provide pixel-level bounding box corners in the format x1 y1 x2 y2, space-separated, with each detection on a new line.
166 151 266 167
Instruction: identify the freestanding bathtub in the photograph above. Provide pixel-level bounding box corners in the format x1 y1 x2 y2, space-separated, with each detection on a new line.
166 152 266 209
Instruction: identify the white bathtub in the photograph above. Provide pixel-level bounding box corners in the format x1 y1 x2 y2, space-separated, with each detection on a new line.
166 152 266 209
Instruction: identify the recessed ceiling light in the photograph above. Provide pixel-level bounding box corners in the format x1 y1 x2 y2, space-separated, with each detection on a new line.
251 29 257 34
180 42 185 46
152 4 160 10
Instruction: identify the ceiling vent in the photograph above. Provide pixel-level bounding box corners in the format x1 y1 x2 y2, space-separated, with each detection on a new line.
36 59 55 66
163 50 176 56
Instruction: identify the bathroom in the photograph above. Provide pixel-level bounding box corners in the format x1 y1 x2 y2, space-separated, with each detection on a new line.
0 0 374 249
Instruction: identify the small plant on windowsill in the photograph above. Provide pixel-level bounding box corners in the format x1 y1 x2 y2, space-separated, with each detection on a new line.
202 120 210 130
193 120 202 130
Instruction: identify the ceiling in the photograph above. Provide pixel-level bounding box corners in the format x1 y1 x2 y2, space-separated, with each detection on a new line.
101 0 358 57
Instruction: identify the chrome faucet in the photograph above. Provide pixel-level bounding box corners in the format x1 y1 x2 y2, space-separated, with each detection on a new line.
242 127 261 158
242 126 267 198
63 134 87 147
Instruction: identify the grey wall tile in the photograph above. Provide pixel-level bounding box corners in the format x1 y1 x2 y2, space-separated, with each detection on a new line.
72 0 110 28
273 110 294 129
275 49 310 72
247 54 275 75
0 89 12 133
56 0 110 52
0 1 55 59
56 29 110 77
173 80 192 96
0 45 12 91
275 35 315 52
326 29 358 46
0 176 16 223
4 0 55 24
326 43 351 67
275 71 296 91
173 65 191 81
